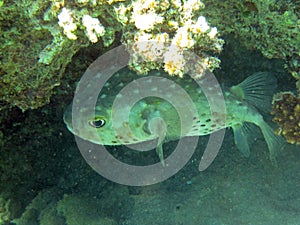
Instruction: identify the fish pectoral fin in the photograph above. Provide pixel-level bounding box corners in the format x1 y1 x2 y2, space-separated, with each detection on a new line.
156 144 165 166
148 115 167 166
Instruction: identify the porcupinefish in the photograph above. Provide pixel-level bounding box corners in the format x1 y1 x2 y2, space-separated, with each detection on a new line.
64 68 282 164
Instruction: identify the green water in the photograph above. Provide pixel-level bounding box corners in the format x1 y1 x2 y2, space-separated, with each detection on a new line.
1 2 299 223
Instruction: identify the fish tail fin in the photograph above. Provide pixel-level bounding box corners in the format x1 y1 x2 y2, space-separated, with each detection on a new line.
232 122 258 158
230 72 277 112
231 72 285 163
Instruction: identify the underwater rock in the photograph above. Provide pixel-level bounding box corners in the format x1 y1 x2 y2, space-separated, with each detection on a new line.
57 194 117 225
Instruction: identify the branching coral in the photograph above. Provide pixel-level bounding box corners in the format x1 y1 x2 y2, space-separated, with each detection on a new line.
271 92 300 145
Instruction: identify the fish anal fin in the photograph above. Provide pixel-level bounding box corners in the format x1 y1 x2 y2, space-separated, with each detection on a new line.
232 122 258 158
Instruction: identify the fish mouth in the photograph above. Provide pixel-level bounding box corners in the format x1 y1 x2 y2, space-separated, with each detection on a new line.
63 103 73 132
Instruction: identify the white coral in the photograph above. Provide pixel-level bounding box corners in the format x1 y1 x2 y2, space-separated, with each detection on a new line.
56 0 223 76
192 16 210 33
172 26 195 48
82 15 105 43
164 46 185 77
58 8 78 40
133 12 163 31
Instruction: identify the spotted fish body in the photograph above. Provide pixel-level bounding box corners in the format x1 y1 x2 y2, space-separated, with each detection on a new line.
64 69 282 163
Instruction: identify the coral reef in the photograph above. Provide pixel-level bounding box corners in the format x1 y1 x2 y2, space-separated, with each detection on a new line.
57 194 117 225
202 0 300 82
0 1 87 111
115 0 224 76
286 53 300 92
55 0 224 76
0 196 21 225
12 188 64 225
1 0 223 111
271 92 300 145
0 0 117 111
2 0 299 111
203 0 300 60
13 185 133 225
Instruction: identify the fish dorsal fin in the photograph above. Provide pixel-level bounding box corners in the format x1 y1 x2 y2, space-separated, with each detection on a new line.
230 72 277 112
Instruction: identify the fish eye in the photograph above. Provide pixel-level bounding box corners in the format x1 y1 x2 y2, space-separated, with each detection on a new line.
88 117 106 128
